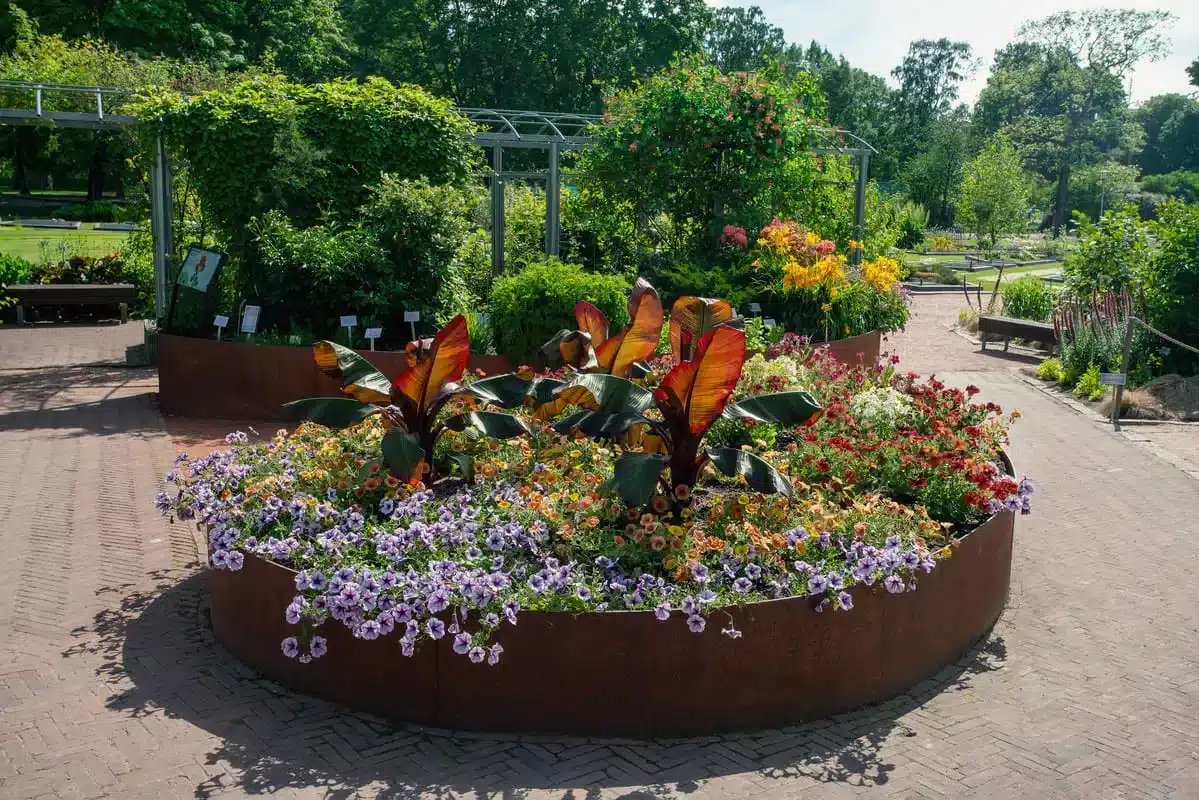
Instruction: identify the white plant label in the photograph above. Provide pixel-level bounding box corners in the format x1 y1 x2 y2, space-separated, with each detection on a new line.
763 318 777 328
240 305 260 334
403 311 420 323
213 315 229 328
749 302 762 314
1100 373 1127 386
340 315 358 329
365 327 383 340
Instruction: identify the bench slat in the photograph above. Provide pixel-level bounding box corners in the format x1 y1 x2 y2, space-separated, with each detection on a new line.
6 283 137 304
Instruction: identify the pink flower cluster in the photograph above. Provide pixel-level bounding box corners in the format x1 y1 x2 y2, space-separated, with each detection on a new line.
720 225 749 250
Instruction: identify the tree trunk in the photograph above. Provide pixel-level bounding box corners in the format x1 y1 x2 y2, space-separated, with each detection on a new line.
86 134 108 201
1051 159 1071 238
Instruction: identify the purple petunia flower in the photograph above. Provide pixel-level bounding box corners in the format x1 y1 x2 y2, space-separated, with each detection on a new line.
807 574 829 594
357 620 381 640
745 564 762 580
654 604 670 621
837 591 854 611
281 637 299 658
426 588 450 614
732 577 752 594
721 625 742 639
691 563 709 584
686 614 706 633
468 646 486 663
884 574 905 594
487 644 503 665
227 551 244 570
697 589 716 605
576 586 592 601
453 633 472 655
426 618 446 639
154 492 172 513
681 595 698 615
309 636 327 658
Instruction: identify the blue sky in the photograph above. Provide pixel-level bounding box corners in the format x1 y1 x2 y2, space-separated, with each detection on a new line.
710 0 1199 104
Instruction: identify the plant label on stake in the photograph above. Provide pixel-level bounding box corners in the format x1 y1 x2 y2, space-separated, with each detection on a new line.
749 302 762 316
365 327 382 351
404 310 420 344
1100 373 1127 386
240 305 260 338
763 318 777 328
340 314 357 346
213 314 229 341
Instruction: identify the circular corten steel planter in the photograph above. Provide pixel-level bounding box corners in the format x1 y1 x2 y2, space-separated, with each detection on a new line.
818 329 882 368
157 334 513 420
209 509 1014 737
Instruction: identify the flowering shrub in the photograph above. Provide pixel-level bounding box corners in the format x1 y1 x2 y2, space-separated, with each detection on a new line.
750 219 910 339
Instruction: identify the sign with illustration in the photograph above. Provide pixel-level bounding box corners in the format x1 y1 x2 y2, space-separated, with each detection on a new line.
177 247 226 293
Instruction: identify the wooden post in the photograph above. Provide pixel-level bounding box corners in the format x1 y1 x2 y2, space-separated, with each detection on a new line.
1112 314 1135 432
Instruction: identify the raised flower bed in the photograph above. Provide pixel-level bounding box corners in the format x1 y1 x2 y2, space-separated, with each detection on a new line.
158 333 512 420
160 280 1029 736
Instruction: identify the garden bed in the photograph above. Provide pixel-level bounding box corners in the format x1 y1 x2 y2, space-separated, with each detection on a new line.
208 507 1013 736
158 333 512 420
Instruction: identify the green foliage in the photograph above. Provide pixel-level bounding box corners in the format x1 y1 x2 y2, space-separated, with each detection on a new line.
1069 161 1142 220
1073 364 1107 401
743 317 785 352
893 200 929 249
1146 199 1199 374
1063 205 1151 295
0 252 33 309
900 110 970 227
578 58 819 253
1035 358 1063 382
487 260 631 363
1000 276 1058 322
248 211 391 337
1060 324 1124 387
51 201 124 222
136 74 477 305
1142 170 1199 203
788 155 899 259
958 133 1031 247
358 175 477 324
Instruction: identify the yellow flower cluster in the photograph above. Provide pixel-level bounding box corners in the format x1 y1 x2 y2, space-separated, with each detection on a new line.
781 254 847 292
861 256 900 291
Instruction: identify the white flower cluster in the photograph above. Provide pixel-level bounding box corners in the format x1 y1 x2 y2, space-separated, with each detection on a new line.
735 353 808 399
849 387 914 426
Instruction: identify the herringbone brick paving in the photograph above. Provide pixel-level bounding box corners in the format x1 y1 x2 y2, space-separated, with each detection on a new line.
2 311 1199 799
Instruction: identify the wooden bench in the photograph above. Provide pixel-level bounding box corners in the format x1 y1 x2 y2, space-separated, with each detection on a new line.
6 283 137 324
978 315 1056 353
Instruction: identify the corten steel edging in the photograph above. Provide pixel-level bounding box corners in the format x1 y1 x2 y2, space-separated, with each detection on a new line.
819 329 882 369
157 334 513 420
208 509 1014 737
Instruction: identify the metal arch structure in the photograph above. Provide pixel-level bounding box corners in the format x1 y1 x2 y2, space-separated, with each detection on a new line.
0 82 879 309
461 109 601 273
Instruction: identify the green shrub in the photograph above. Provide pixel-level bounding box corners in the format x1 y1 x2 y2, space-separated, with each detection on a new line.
249 211 393 337
1035 358 1063 382
0 253 34 310
1146 200 1199 375
1073 364 1107 401
358 175 477 324
931 263 961 285
51 200 123 222
894 200 928 249
1063 205 1151 296
487 260 631 362
1060 323 1123 388
1000 275 1057 322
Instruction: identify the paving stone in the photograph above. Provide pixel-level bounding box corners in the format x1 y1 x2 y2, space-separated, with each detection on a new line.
3 313 1199 798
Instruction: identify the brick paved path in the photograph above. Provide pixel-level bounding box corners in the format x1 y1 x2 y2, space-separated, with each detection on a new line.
4 313 1199 799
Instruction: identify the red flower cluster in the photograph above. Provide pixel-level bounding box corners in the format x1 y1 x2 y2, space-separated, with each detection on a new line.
720 225 749 249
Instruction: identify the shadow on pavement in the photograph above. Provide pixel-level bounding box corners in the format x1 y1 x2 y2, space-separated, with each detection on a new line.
65 570 1009 799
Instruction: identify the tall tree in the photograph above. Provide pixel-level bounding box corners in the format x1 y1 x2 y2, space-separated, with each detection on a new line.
978 9 1172 235
1135 94 1199 176
1189 57 1198 87
789 41 894 175
704 5 783 73
902 108 971 227
889 38 973 163
958 133 1031 247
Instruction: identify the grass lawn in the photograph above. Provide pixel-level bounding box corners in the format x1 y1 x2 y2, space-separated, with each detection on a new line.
954 264 1062 291
0 225 130 263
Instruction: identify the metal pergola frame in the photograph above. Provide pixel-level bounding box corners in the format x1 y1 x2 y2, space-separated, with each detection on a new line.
0 81 877 316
